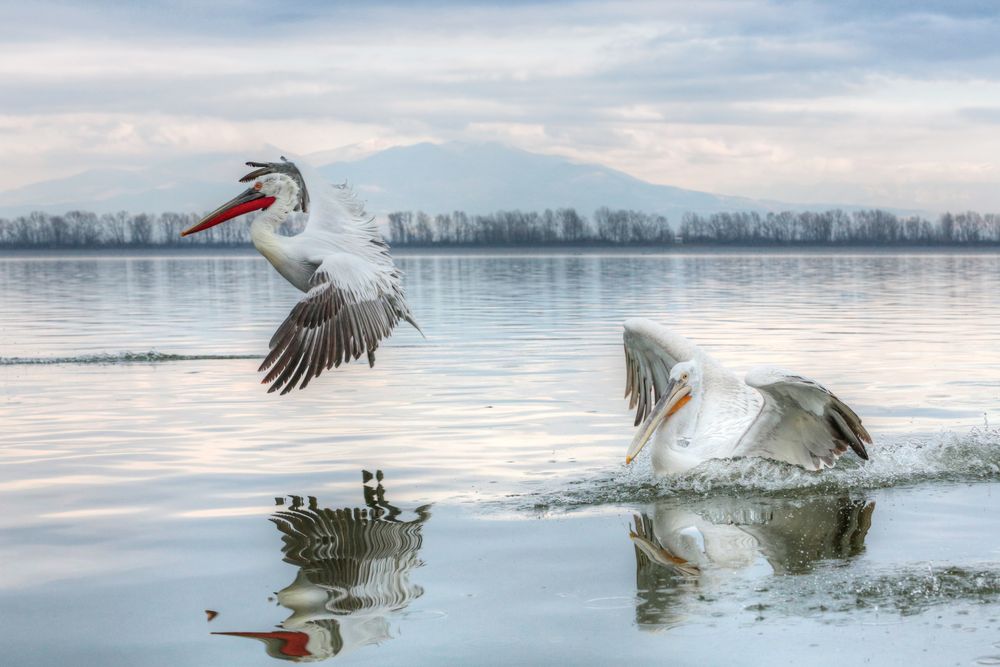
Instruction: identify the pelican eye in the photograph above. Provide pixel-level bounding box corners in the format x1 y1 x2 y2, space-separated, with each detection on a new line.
681 373 689 382
253 181 263 191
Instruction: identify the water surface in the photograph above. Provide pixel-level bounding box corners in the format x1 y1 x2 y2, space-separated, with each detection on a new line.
1 251 999 665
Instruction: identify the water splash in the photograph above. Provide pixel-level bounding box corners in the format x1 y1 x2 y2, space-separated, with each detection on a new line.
842 565 1000 614
0 351 259 365
665 564 1000 625
525 427 1000 510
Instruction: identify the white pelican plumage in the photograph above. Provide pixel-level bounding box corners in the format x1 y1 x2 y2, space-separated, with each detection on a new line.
622 318 871 474
181 157 420 394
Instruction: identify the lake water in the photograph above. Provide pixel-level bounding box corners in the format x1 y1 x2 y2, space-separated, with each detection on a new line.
1 250 1000 666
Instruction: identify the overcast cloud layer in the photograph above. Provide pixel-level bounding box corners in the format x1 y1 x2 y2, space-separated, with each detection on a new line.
3 0 1000 211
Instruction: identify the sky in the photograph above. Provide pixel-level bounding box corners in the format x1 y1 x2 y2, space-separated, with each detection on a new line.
3 0 1000 211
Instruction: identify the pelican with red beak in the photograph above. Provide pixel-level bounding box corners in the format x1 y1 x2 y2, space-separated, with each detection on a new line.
622 319 871 475
182 157 420 394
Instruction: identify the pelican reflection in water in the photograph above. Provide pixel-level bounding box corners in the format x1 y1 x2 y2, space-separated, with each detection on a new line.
629 495 875 630
214 471 431 661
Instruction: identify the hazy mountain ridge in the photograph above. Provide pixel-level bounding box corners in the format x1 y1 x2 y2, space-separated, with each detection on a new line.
318 142 773 218
0 153 257 216
0 141 910 219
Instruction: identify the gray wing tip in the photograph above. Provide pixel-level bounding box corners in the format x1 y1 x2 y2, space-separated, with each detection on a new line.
405 315 426 338
829 406 871 460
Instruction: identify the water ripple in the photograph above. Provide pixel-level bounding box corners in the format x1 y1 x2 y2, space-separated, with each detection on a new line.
0 351 258 365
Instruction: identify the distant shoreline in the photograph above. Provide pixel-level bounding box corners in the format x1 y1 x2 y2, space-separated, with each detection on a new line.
3 244 1000 259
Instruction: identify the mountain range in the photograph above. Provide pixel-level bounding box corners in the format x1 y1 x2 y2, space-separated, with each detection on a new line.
0 142 899 219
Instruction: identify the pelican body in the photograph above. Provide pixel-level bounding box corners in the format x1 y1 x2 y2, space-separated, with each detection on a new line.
181 158 419 394
623 319 871 474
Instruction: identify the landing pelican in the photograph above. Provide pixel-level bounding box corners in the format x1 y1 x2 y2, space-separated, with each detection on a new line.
623 319 871 474
181 157 420 394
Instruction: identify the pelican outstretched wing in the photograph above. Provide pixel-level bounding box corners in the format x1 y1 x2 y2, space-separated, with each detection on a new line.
742 366 871 470
259 253 418 395
623 319 700 426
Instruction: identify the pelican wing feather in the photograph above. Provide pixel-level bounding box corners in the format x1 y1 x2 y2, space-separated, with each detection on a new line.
622 319 699 426
742 366 871 470
259 253 417 395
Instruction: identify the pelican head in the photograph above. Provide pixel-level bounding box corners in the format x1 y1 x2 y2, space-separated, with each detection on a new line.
626 360 699 464
181 173 299 237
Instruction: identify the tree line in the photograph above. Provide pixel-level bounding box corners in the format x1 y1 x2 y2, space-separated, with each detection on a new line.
0 210 306 248
2 207 1000 248
389 208 1000 245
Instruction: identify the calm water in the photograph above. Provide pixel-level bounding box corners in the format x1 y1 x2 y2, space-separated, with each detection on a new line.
1 250 1000 666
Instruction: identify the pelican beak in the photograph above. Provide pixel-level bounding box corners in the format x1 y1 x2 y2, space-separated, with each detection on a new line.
212 631 312 658
625 378 692 464
180 187 276 237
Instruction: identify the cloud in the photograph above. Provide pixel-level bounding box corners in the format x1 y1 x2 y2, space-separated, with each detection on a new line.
3 0 1000 210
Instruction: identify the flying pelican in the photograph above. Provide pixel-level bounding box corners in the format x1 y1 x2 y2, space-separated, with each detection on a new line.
622 318 871 474
181 157 420 394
